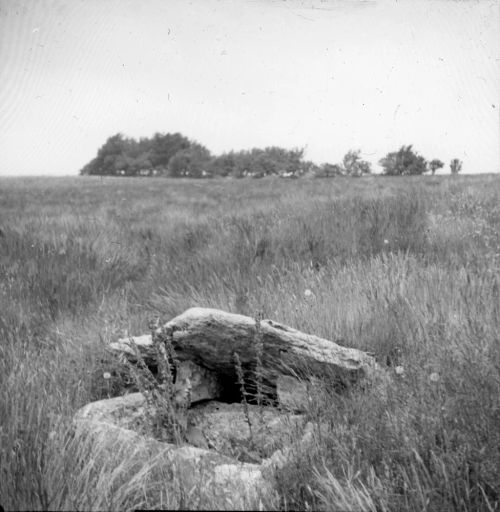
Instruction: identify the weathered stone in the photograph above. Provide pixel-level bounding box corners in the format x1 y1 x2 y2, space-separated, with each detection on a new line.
175 359 223 404
110 308 378 392
186 401 306 462
73 394 277 509
160 307 377 386
80 308 384 507
109 333 155 363
108 337 222 404
276 374 310 411
75 392 148 428
261 421 330 472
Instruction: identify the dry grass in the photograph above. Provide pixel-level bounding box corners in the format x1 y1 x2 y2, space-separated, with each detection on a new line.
0 174 499 510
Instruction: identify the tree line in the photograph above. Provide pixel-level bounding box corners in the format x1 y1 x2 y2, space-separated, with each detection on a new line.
79 132 463 178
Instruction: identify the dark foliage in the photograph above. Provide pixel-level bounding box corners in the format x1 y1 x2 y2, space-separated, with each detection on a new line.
450 158 463 175
208 146 305 178
81 133 452 180
80 133 308 179
80 132 195 177
379 145 428 176
429 159 444 175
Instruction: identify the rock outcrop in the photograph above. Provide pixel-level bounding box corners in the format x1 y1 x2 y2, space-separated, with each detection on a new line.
109 307 377 402
76 307 380 507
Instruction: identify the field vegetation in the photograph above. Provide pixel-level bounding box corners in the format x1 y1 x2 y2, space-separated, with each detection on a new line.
0 174 499 510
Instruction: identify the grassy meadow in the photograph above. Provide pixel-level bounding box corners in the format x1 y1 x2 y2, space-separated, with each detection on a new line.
1 174 499 511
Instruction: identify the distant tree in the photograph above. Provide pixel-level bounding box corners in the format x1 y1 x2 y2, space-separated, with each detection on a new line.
80 133 307 178
299 161 319 176
379 145 427 176
232 151 253 178
342 149 372 176
79 132 194 176
79 157 99 176
263 146 304 175
208 152 237 177
149 132 191 170
207 146 305 178
428 159 444 175
83 133 132 175
129 152 153 175
317 163 343 178
167 144 212 177
450 158 463 175
248 149 271 177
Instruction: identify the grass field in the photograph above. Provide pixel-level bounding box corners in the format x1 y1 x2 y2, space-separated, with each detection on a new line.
1 174 499 511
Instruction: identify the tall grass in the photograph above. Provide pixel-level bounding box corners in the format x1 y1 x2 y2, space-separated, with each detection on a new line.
0 174 499 510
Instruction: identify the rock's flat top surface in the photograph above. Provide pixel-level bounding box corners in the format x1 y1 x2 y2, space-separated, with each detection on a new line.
187 401 306 462
110 307 378 388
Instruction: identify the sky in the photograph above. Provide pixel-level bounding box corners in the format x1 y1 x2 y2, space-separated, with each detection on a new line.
0 0 498 176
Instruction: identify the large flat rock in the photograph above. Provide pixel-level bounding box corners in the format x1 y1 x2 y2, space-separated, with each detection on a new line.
110 308 378 390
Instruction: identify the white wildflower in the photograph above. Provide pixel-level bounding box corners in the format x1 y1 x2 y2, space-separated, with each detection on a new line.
429 372 439 383
304 289 314 298
383 239 389 245
103 372 111 380
395 365 405 376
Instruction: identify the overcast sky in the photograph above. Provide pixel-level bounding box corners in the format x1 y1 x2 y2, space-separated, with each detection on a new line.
0 0 498 176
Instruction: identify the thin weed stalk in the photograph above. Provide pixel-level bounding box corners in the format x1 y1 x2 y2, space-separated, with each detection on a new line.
120 331 185 444
234 351 254 446
253 312 265 418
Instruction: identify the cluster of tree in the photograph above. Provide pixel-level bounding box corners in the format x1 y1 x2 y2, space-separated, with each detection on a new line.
79 132 309 178
79 132 195 177
80 133 462 178
80 132 375 178
312 150 372 178
207 147 306 178
378 145 462 176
